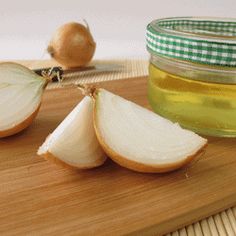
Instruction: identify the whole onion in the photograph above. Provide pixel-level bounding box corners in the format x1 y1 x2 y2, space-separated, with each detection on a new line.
47 22 96 68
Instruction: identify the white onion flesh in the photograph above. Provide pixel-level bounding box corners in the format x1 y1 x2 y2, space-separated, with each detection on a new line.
0 63 46 132
95 89 207 167
38 96 106 168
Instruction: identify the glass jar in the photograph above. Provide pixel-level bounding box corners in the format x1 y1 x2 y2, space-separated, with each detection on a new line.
146 17 236 137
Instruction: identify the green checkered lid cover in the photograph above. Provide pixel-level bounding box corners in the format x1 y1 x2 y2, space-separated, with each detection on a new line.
146 17 236 67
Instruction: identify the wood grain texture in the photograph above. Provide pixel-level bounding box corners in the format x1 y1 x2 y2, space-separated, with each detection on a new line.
0 76 236 236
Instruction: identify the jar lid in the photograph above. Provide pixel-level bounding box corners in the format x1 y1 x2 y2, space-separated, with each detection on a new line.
146 17 236 67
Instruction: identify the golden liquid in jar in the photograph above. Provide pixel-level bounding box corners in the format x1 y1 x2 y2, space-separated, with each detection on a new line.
148 63 236 137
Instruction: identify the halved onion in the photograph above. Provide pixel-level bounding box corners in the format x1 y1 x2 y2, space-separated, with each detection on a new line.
93 89 207 173
0 62 48 138
38 96 106 169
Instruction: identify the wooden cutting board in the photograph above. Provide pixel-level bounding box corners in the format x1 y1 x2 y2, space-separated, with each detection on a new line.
1 76 236 236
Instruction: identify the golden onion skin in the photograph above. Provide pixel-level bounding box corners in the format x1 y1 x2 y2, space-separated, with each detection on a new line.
47 22 96 68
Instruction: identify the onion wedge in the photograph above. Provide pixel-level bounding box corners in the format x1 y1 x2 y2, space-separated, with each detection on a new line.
38 96 106 169
94 89 207 173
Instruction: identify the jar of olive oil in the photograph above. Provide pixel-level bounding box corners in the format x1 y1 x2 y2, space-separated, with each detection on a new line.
146 17 236 137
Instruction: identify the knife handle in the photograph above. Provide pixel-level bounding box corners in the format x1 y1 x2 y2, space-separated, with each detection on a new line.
33 67 63 82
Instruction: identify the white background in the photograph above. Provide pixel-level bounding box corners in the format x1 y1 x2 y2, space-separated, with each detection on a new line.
1 0 236 60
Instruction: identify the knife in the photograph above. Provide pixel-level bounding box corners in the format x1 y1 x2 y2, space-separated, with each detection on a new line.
33 64 123 82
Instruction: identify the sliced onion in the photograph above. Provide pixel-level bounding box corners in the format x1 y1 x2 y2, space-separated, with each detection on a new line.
0 62 47 138
93 89 207 173
38 96 106 169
